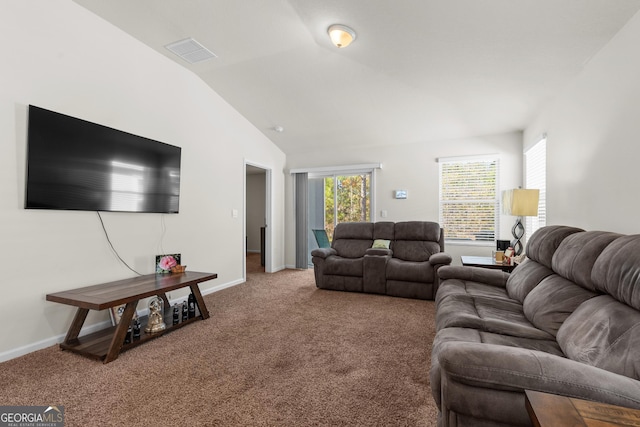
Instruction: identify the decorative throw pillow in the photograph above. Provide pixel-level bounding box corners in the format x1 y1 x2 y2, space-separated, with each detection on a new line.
372 239 391 249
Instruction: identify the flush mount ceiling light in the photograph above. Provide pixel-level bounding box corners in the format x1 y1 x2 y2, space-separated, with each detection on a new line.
327 24 357 48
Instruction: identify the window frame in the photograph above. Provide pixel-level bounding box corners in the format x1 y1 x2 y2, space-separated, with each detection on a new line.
438 154 500 246
524 136 546 242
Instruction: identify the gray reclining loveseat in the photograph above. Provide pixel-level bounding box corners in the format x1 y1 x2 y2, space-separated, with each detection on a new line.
431 225 640 426
311 221 452 299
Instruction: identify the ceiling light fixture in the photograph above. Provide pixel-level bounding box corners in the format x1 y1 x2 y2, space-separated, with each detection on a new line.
327 24 357 48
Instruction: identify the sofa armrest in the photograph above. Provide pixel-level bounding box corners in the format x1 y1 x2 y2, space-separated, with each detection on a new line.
429 253 453 296
438 342 640 409
365 248 393 257
311 247 336 259
429 252 452 266
438 265 509 288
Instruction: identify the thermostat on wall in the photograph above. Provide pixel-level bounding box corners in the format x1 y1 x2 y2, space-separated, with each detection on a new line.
395 190 407 199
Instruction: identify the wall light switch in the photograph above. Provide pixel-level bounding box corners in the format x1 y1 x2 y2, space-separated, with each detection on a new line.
232 209 238 218
381 210 388 218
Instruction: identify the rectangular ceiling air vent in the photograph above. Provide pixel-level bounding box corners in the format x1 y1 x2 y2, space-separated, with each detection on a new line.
165 38 217 63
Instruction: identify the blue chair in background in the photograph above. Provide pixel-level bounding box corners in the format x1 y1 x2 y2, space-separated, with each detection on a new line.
312 229 331 248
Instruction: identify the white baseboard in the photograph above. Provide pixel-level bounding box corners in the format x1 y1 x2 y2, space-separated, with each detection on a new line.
0 278 245 364
201 278 244 296
0 318 112 364
284 264 310 270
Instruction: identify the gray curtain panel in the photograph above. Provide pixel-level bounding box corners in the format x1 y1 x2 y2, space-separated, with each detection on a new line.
294 172 308 269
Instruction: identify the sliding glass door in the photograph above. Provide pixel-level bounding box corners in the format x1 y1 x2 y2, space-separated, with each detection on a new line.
323 174 370 240
293 164 378 267
309 173 371 248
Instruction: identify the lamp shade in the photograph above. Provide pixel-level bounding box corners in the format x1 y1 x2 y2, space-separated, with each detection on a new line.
502 189 539 216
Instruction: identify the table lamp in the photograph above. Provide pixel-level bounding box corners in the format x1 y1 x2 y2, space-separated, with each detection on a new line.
502 189 539 255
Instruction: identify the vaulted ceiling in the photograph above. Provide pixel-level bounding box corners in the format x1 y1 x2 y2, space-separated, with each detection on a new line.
75 0 640 155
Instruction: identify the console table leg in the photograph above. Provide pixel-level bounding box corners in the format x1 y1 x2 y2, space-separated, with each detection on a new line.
104 301 138 363
64 308 89 344
189 284 209 319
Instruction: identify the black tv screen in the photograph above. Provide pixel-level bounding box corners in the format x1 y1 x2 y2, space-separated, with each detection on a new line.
26 105 181 213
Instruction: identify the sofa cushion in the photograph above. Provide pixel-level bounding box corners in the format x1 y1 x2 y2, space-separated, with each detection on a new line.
524 225 584 269
386 258 434 283
436 269 510 306
323 256 363 277
436 294 554 339
386 280 433 300
320 275 363 292
505 257 555 303
551 230 621 292
557 295 640 381
392 221 441 262
331 222 374 258
592 234 640 310
435 226 580 307
519 230 617 337
373 221 395 240
434 327 564 358
523 274 598 337
332 240 372 259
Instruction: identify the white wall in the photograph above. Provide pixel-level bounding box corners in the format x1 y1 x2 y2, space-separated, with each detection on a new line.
0 1 285 360
285 132 524 267
524 10 640 234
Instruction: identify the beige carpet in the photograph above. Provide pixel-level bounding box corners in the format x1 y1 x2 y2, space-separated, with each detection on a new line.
0 254 439 426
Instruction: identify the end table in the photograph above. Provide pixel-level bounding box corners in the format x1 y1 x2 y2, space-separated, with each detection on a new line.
460 255 516 273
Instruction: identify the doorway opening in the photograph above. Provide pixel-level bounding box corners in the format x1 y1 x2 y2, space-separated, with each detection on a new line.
244 162 272 278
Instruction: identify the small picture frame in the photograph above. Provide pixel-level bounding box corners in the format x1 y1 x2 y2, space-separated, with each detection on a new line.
504 248 514 258
156 253 181 274
110 304 138 326
109 304 126 326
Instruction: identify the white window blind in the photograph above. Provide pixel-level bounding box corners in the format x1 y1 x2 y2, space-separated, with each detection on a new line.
525 137 546 242
439 156 499 243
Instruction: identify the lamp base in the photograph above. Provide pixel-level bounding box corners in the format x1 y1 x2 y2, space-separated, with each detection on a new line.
511 217 525 256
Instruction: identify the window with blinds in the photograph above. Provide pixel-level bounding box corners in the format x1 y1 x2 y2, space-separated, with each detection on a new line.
525 137 546 241
439 156 499 243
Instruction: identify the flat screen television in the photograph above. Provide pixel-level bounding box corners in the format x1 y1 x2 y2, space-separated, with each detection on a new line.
26 105 181 213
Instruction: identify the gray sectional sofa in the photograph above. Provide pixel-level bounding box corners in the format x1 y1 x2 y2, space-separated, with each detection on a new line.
431 225 640 426
311 221 452 299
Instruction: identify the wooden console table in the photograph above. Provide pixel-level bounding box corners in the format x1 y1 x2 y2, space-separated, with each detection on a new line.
526 390 640 426
46 271 217 363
